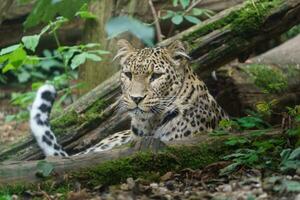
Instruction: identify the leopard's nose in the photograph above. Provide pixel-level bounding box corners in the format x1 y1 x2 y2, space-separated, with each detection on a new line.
130 95 146 105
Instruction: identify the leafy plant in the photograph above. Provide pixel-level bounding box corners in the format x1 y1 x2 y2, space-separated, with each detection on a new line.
256 99 278 117
1 16 109 122
161 0 214 25
280 147 300 174
0 195 11 200
265 176 300 193
245 64 288 93
23 0 91 28
220 137 284 175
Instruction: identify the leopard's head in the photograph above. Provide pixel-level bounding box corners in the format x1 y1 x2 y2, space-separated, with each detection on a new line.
115 40 189 118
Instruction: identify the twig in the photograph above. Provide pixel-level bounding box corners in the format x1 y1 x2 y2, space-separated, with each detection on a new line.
149 0 163 42
184 0 203 14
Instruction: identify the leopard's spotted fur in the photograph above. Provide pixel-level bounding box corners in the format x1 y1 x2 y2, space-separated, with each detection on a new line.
30 40 228 157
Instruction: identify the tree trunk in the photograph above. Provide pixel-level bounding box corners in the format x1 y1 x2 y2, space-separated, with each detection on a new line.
1 0 299 161
78 0 149 92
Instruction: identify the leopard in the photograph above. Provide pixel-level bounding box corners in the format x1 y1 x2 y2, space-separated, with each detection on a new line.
30 39 228 157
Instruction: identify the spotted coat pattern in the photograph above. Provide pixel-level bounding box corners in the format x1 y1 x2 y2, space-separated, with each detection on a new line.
30 40 228 157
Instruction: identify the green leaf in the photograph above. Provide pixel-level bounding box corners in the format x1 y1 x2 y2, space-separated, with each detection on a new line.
32 82 45 90
0 44 21 56
172 0 179 7
106 16 155 46
280 148 292 163
171 14 183 25
289 147 300 160
70 53 86 69
17 70 31 83
5 115 16 123
180 0 190 9
84 43 101 48
75 2 97 19
1 46 27 73
161 10 175 20
76 11 97 19
184 15 201 24
220 162 240 175
89 49 110 55
24 0 88 28
284 180 300 192
22 34 40 52
84 53 102 62
192 8 204 16
36 160 54 177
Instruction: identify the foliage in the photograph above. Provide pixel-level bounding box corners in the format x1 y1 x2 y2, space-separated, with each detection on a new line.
245 64 288 93
105 16 155 46
265 176 300 193
220 105 300 175
220 136 284 175
0 50 64 84
280 147 300 174
161 0 214 25
283 24 300 40
23 0 92 28
0 17 109 122
255 99 278 117
218 111 270 132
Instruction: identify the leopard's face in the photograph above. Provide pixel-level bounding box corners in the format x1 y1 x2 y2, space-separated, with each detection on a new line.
116 40 188 119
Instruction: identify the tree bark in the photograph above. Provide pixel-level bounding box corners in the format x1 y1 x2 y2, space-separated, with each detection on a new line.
1 0 299 161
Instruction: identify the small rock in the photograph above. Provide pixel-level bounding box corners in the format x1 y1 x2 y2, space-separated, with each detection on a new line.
184 191 190 197
295 194 300 200
150 183 159 189
126 178 135 190
164 194 172 200
218 184 232 192
157 187 168 195
165 180 175 191
120 183 129 191
161 172 173 181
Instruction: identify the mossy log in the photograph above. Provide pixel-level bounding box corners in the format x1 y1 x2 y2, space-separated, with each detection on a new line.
0 129 283 186
0 0 299 161
204 64 300 118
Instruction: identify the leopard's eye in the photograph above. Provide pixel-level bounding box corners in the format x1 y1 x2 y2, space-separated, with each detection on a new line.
124 72 132 80
150 73 163 82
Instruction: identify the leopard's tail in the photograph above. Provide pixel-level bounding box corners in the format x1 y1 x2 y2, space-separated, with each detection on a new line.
30 84 68 157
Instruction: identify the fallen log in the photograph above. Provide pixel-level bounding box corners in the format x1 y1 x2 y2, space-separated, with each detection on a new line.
203 64 300 118
1 0 300 161
0 129 283 186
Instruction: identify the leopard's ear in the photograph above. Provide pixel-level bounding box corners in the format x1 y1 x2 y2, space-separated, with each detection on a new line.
166 40 190 61
114 39 135 65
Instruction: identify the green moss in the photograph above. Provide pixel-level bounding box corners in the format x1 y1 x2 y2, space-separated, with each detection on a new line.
184 0 283 45
244 64 288 93
73 138 227 187
0 181 72 200
49 99 107 135
51 110 79 135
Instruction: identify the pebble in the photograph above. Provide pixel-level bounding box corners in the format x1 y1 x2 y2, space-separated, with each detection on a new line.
165 180 175 191
150 183 158 189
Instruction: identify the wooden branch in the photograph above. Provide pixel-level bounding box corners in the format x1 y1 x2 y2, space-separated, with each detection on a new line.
1 0 299 161
149 0 163 42
0 129 283 186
